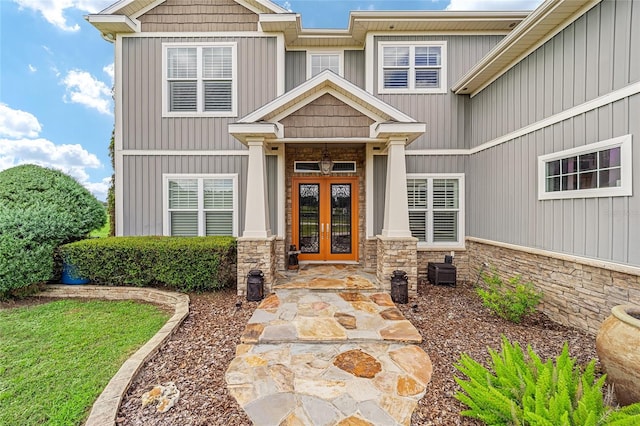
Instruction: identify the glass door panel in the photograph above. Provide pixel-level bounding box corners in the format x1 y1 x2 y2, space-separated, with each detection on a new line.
330 183 352 254
298 183 320 254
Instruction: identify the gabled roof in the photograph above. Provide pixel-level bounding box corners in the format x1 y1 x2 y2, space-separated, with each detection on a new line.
452 0 602 97
229 70 426 143
99 0 287 16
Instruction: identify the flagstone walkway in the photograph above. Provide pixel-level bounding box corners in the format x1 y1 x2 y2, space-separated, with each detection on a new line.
225 266 432 425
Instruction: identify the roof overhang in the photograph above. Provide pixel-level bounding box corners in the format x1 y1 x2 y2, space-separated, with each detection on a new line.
260 11 528 48
452 0 602 97
229 70 425 144
86 14 138 39
100 0 287 16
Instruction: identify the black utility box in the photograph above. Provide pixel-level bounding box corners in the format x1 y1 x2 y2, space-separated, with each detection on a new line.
427 262 457 286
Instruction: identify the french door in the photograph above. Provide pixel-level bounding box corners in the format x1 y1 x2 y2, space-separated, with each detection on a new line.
292 177 358 262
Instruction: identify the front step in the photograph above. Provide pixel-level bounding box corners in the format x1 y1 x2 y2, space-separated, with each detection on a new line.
240 290 421 345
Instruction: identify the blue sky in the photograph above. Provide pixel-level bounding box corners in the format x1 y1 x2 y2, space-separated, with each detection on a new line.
0 0 541 201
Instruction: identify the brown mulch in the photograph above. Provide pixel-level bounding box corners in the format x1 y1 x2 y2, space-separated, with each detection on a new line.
5 282 597 425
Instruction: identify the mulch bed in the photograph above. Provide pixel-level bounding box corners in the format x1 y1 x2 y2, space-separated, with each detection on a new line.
5 282 598 425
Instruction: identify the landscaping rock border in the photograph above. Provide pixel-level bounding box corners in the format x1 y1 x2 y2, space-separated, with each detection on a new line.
40 285 190 426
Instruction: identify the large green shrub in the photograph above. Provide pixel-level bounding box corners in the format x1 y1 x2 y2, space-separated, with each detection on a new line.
59 236 237 292
476 269 542 323
0 165 106 297
455 336 640 425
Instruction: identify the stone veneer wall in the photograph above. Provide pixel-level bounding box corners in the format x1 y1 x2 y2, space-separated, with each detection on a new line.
417 250 470 284
467 238 640 335
285 146 366 264
364 238 378 269
275 237 286 271
236 237 276 296
376 236 418 296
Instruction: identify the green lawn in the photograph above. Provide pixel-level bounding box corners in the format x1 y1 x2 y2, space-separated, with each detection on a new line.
89 215 110 238
0 299 170 425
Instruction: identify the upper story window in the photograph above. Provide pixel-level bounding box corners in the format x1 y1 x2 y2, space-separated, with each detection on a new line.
307 51 343 78
378 41 447 94
163 174 238 236
407 174 464 248
538 135 632 200
163 43 237 117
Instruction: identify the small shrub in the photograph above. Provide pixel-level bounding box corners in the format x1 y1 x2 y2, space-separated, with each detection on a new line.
454 336 640 425
476 269 542 323
59 236 237 292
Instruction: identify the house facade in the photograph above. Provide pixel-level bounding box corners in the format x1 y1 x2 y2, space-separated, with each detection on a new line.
90 0 640 334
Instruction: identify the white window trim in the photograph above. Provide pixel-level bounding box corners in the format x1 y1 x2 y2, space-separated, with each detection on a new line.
377 41 447 94
162 173 239 236
407 173 465 249
306 50 344 79
162 42 238 118
538 134 633 200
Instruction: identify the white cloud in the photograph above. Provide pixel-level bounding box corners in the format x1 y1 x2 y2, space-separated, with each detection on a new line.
62 70 113 115
281 1 292 12
103 63 114 85
446 0 542 10
0 138 108 200
28 64 37 73
13 0 113 32
0 104 42 138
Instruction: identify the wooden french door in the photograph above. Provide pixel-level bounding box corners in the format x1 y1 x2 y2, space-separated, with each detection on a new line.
292 177 358 262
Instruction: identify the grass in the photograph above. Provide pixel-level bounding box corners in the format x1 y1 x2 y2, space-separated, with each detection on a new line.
0 299 170 425
89 215 110 238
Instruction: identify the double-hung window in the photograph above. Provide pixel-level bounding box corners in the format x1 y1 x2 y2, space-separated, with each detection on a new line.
307 51 342 78
538 135 632 200
164 43 237 116
378 41 447 94
407 174 464 247
164 175 238 236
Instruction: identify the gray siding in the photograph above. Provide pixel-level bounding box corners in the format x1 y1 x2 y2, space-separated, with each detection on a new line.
373 35 503 150
266 154 278 235
121 36 278 151
470 0 640 147
285 51 305 92
284 49 366 92
122 155 248 236
468 94 640 266
373 155 387 235
345 50 365 89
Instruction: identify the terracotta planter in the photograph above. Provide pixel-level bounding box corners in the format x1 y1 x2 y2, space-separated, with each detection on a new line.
596 305 640 406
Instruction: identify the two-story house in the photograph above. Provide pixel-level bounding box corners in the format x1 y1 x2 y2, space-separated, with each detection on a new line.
88 0 639 334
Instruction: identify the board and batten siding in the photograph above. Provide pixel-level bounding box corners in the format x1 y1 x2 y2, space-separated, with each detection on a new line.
121 36 278 151
284 50 366 92
467 94 640 266
373 35 503 150
121 155 248 236
470 0 640 148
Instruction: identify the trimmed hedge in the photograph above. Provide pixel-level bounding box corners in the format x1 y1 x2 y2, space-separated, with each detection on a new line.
59 236 237 292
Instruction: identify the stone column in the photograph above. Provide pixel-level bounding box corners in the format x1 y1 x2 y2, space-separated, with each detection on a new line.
237 138 276 295
377 137 418 295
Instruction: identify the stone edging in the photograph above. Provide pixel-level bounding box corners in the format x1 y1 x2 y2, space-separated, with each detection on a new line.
40 285 190 426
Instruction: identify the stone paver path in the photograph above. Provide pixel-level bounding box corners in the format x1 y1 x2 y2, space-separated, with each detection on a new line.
226 266 432 425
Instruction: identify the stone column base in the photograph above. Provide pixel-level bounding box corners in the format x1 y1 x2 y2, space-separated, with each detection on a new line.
237 236 277 296
376 236 418 296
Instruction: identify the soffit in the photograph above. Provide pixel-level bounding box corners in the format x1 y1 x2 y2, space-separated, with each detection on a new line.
452 0 603 96
101 0 285 16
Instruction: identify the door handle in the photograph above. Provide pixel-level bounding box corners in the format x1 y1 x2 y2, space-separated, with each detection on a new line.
321 223 324 240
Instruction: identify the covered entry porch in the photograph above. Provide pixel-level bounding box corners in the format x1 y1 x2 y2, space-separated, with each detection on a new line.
229 71 425 295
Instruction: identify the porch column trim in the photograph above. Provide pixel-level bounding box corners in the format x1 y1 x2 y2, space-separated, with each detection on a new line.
381 137 412 238
242 138 272 238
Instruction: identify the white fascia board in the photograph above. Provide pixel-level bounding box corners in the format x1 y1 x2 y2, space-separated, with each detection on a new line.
373 122 426 142
259 13 297 24
101 0 137 14
228 123 282 143
251 0 289 13
87 14 139 33
239 70 416 124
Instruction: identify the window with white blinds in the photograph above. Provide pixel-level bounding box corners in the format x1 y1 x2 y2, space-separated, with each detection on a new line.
165 175 237 237
164 43 236 116
407 175 463 247
378 41 447 94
